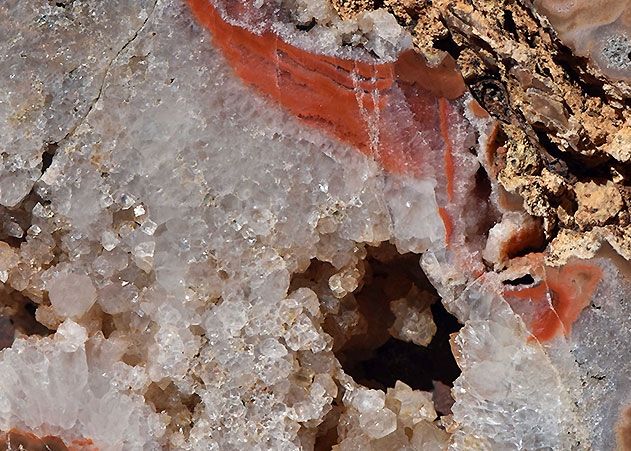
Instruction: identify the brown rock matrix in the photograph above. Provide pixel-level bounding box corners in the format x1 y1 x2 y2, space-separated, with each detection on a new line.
344 0 631 261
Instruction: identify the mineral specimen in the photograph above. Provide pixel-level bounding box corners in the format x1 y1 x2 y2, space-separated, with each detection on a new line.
534 0 631 82
0 0 629 450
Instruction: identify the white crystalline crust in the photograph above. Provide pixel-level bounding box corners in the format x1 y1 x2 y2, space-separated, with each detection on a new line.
0 320 165 450
277 6 413 60
0 1 444 448
0 0 629 450
564 255 631 450
443 253 631 450
449 285 581 450
0 0 155 208
217 0 413 61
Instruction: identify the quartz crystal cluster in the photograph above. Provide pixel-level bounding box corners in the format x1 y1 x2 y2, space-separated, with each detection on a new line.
0 0 629 450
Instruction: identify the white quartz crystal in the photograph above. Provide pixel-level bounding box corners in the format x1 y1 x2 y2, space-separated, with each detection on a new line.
47 272 97 318
359 408 398 439
0 321 165 448
0 0 628 449
388 287 437 346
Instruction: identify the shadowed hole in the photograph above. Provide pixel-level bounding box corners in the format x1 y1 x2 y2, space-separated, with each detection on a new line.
503 273 535 286
293 242 463 405
0 287 52 350
342 300 461 392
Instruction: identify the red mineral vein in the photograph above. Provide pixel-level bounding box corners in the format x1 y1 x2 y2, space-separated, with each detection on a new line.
504 261 603 342
438 207 454 247
438 97 456 202
187 0 466 175
188 0 473 248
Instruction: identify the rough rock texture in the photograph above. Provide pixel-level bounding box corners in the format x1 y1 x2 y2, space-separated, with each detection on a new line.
386 0 631 262
534 0 631 83
0 0 156 208
0 0 629 450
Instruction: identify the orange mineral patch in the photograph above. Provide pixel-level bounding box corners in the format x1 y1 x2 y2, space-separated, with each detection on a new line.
468 98 490 119
500 220 545 262
438 207 454 246
187 0 468 178
438 97 456 201
0 429 67 451
0 429 98 451
504 262 603 342
68 438 98 451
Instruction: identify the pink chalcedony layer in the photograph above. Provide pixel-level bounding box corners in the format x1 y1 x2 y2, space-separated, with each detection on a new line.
187 0 466 175
187 0 477 247
187 0 602 342
504 258 603 342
